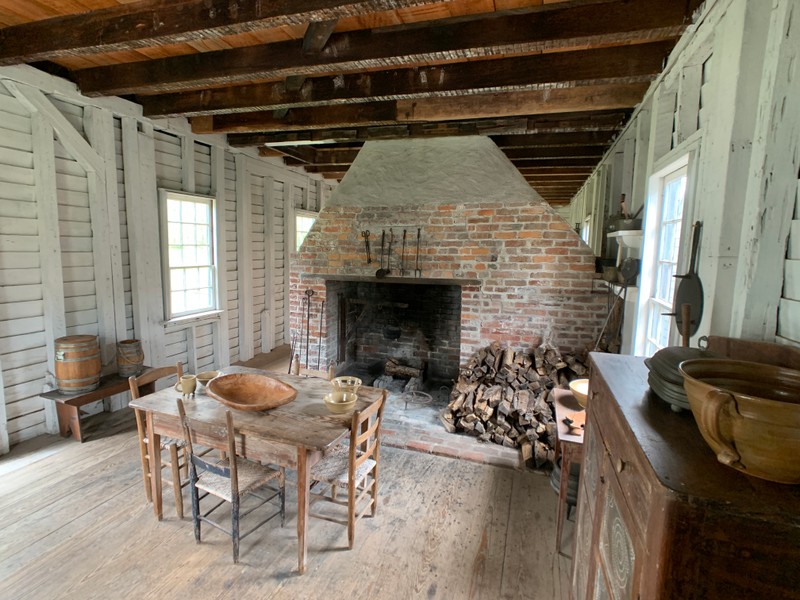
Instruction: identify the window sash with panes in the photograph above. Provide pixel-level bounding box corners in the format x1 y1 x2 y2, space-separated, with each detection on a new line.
160 190 217 319
643 167 687 356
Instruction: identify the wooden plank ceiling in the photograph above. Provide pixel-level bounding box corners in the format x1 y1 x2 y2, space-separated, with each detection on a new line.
0 0 702 206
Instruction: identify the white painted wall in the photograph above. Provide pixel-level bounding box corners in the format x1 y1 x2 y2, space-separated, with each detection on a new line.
566 0 800 351
0 65 334 450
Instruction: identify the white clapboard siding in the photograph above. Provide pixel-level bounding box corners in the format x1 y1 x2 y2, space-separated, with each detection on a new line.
779 180 800 343
224 153 239 363
50 97 86 140
55 125 99 338
195 142 212 195
163 328 189 368
114 117 134 339
0 81 47 445
251 175 266 355
154 131 182 190
195 323 215 372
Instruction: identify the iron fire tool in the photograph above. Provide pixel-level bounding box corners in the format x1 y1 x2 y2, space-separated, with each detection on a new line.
304 288 314 368
287 331 298 374
361 230 371 264
297 295 307 370
414 227 422 277
376 229 389 278
400 229 407 276
317 299 325 370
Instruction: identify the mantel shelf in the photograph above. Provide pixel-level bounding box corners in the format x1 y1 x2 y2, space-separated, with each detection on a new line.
314 274 481 286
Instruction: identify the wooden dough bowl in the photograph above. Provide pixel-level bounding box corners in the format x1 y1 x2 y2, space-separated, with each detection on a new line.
206 373 297 411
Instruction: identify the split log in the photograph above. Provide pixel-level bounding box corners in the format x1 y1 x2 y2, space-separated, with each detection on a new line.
385 358 423 379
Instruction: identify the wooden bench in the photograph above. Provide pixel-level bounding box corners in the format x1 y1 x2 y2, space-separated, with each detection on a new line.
41 367 154 442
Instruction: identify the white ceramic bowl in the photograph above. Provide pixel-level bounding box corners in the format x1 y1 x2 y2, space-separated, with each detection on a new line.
569 379 590 408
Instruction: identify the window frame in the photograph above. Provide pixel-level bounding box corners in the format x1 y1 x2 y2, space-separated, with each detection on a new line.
633 138 700 356
158 189 219 321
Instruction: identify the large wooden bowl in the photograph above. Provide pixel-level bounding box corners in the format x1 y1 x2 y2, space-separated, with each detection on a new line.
206 373 297 411
679 358 800 484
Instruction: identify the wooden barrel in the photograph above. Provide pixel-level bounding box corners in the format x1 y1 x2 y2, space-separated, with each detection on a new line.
116 339 144 377
54 335 101 394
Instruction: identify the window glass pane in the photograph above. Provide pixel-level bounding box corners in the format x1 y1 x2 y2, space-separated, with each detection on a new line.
296 215 317 251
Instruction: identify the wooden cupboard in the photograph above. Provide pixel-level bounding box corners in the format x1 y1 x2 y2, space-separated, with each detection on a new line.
571 353 800 599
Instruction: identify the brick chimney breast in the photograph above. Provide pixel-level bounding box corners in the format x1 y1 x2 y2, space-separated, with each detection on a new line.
291 136 607 371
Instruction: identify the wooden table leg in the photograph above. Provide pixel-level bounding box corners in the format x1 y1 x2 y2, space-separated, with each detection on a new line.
146 411 163 520
556 443 577 556
296 448 309 574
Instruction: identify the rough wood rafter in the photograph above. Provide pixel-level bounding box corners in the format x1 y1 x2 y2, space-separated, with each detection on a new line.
139 41 672 117
228 110 630 146
193 83 648 134
0 0 450 65
73 1 694 96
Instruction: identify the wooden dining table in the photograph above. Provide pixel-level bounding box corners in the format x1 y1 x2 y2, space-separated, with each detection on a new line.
128 366 384 574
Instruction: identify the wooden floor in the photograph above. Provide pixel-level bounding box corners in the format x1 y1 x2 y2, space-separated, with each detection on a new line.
0 409 572 600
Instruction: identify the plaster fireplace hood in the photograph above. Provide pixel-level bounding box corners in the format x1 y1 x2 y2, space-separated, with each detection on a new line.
290 136 607 379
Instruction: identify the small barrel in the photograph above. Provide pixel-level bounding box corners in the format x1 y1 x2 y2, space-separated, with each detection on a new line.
54 335 101 394
116 339 144 377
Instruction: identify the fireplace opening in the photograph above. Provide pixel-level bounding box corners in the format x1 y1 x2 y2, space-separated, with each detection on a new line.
325 280 461 390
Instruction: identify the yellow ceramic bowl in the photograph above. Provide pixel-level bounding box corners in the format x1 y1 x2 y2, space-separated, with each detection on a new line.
569 379 590 408
331 376 362 395
196 370 220 386
323 391 357 414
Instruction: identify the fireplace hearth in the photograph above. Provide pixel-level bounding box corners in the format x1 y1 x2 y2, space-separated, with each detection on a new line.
325 279 463 386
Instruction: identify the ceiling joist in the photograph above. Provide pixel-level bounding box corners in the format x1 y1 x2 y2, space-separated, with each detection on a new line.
192 83 649 134
73 1 692 96
0 0 449 65
140 41 672 117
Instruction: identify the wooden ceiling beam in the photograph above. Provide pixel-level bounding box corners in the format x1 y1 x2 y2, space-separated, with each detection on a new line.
193 83 648 134
490 130 616 148
303 165 350 175
0 0 448 66
226 111 630 146
139 41 671 117
511 157 600 167
502 145 606 159
74 1 693 96
516 166 594 175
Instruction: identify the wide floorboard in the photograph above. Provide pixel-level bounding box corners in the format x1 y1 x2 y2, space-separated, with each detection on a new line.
0 410 571 600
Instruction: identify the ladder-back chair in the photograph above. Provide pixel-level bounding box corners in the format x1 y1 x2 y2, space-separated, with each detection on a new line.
129 363 187 518
309 390 387 549
176 397 285 563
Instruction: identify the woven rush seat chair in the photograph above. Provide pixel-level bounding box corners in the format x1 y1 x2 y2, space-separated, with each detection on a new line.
129 363 189 518
176 397 285 563
309 390 387 549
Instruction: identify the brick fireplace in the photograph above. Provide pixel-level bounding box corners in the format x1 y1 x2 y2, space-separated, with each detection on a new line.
290 136 608 382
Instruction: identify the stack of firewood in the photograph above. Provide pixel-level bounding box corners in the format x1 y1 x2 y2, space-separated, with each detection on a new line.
441 339 588 469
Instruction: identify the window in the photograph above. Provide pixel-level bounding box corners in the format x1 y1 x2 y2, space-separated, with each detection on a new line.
581 215 592 245
296 212 317 251
159 190 217 319
642 165 687 355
